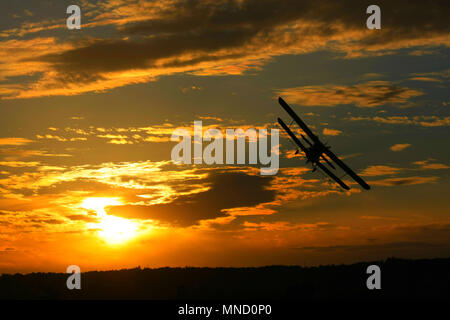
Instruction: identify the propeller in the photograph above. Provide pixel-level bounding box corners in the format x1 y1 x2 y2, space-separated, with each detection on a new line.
302 134 335 170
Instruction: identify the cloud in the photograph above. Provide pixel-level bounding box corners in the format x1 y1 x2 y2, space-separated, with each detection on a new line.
0 161 40 167
419 163 450 170
419 117 450 127
355 159 450 179
361 165 402 177
29 121 274 146
243 221 331 231
410 69 450 81
0 37 72 84
348 116 450 127
370 176 439 186
322 128 342 136
0 149 71 160
277 81 423 107
0 152 339 236
66 214 99 223
408 49 436 56
408 77 442 82
360 215 400 221
181 85 204 94
390 143 411 152
0 138 33 146
109 171 276 226
413 159 450 170
36 134 67 142
1 0 449 98
284 149 304 159
360 160 449 179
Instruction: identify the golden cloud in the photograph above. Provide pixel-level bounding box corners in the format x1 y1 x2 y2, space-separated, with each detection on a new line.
277 81 423 107
413 159 450 170
349 116 450 127
370 176 439 186
361 165 402 177
322 128 342 136
0 138 33 146
0 161 40 168
390 143 411 152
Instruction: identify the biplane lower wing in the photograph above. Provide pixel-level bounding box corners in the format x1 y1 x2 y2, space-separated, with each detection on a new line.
315 161 350 190
323 149 371 190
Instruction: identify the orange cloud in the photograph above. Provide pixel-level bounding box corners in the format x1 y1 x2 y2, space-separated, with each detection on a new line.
0 161 40 167
370 176 439 186
361 165 402 177
277 81 423 107
390 143 411 152
349 116 450 127
413 159 450 170
0 138 33 146
322 128 342 136
409 77 442 82
420 163 450 170
242 221 331 232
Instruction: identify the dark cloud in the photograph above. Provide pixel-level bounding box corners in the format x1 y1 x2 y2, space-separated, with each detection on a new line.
108 171 276 226
33 0 450 80
123 0 449 39
26 218 64 225
39 26 263 77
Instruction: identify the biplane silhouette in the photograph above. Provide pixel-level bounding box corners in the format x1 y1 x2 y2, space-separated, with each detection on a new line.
277 97 370 190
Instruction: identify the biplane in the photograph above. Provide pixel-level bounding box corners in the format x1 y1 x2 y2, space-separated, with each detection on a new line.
277 97 370 190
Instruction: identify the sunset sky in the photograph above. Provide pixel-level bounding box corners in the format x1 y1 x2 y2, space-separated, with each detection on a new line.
0 0 449 273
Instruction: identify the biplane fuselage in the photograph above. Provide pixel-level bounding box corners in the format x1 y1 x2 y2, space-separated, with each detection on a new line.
305 145 321 163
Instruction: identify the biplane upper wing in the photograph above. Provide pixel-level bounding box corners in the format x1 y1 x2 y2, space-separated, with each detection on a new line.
278 97 318 142
278 117 350 190
323 148 371 190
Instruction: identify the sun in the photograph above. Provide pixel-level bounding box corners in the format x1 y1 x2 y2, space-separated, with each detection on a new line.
96 214 139 245
81 197 139 245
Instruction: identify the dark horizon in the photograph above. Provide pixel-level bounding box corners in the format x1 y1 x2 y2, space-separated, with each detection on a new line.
1 257 449 300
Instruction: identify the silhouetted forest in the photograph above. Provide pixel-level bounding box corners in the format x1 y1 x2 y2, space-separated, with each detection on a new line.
1 258 449 299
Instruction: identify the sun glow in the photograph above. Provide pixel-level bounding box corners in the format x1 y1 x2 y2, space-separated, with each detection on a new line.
81 197 122 216
81 197 139 245
96 214 139 245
